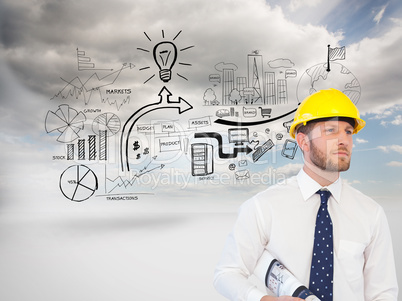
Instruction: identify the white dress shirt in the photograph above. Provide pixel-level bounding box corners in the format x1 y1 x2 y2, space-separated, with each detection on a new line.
214 169 398 301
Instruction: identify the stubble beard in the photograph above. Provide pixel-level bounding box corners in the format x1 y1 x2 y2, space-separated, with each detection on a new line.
309 141 351 172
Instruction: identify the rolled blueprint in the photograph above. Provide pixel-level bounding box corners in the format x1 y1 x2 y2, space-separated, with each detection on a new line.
253 251 321 301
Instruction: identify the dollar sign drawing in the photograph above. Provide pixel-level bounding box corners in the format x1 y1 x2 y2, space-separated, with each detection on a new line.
133 141 140 151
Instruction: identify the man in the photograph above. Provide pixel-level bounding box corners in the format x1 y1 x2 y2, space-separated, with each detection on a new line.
213 89 398 301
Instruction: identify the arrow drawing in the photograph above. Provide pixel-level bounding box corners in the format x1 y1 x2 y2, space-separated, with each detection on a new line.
120 86 193 171
194 132 252 159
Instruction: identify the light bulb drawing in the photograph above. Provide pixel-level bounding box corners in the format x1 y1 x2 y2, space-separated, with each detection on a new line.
137 30 194 84
153 41 177 82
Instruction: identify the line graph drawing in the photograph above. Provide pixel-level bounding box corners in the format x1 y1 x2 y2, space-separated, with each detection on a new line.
45 104 86 143
51 62 135 110
107 156 165 193
100 93 131 111
59 165 98 202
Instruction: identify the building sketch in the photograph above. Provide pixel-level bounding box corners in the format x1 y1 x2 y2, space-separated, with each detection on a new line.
207 53 296 108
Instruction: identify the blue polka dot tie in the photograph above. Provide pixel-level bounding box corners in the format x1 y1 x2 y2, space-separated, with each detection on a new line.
309 190 333 301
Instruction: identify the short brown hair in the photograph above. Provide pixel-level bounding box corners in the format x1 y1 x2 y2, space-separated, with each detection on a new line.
295 117 355 136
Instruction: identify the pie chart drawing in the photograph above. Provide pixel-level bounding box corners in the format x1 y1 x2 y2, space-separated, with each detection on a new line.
59 165 98 202
92 112 121 136
45 104 86 143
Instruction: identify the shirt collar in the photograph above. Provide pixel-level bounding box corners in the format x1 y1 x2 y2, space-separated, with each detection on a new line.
296 168 342 203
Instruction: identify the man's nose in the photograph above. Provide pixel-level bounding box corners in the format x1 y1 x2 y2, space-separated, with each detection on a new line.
337 130 350 146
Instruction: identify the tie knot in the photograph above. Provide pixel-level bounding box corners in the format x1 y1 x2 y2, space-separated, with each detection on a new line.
316 190 331 204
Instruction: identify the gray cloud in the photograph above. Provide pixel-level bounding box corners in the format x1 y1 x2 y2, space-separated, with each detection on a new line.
1 0 402 207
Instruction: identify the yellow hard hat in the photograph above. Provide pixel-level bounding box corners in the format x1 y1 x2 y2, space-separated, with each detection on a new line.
289 88 365 138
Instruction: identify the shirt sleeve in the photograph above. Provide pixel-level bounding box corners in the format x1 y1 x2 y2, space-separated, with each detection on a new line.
363 206 399 301
213 197 271 301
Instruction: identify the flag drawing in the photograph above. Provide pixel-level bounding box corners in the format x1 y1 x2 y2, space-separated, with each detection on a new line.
326 44 345 71
328 46 346 61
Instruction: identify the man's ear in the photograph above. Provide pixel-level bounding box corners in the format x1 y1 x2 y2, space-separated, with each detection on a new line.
296 132 309 153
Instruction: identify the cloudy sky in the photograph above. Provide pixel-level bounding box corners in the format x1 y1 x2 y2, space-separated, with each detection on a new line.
1 0 402 300
1 0 401 210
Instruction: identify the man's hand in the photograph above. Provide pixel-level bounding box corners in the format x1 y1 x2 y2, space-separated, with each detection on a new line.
260 295 303 301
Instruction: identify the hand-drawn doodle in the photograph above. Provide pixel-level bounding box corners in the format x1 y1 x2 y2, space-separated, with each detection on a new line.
107 156 164 193
92 113 121 136
99 130 107 161
120 86 192 171
296 62 360 105
252 139 274 162
191 143 214 176
228 128 249 146
281 139 298 159
247 54 264 104
159 136 181 152
207 52 299 126
203 88 219 105
51 62 134 110
276 133 284 140
133 119 190 160
67 144 74 160
296 46 360 105
268 58 295 69
282 119 293 133
188 116 212 129
194 131 252 159
214 62 239 105
238 159 248 167
326 44 346 72
285 69 297 79
259 107 272 118
45 104 86 143
46 38 362 203
78 139 85 160
215 108 297 127
153 41 178 82
229 89 242 105
235 169 250 180
137 30 194 84
59 165 98 202
209 74 221 84
88 135 96 160
133 141 141 151
76 48 113 71
216 109 231 118
243 107 257 118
